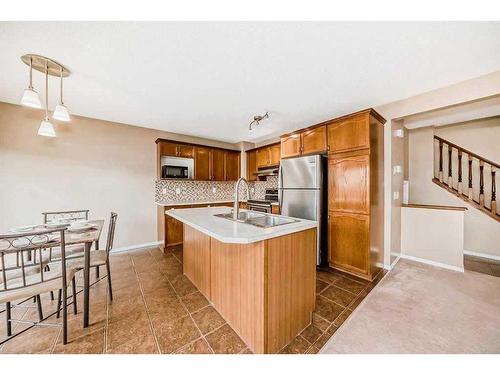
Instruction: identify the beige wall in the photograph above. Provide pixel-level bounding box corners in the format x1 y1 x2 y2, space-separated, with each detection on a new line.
408 123 500 257
0 102 238 250
401 207 464 270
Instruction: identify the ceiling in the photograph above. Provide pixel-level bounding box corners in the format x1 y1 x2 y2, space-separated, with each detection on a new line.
1 22 500 143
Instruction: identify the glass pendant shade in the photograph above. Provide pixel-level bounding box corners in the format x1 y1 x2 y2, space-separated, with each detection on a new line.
38 119 56 137
53 103 71 122
20 88 42 108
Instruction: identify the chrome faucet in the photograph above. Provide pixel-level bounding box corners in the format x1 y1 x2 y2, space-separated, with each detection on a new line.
233 177 249 220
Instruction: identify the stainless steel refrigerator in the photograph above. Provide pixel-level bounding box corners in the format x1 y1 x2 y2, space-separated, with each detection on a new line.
278 154 327 265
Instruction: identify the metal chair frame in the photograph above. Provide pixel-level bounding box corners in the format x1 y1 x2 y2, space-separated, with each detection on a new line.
0 227 73 345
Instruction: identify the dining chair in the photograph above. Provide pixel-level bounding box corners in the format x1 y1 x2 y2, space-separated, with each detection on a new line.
0 227 78 345
67 212 117 302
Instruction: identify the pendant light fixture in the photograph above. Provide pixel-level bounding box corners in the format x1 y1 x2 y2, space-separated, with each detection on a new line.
37 60 56 137
20 54 71 137
52 67 70 122
20 56 42 109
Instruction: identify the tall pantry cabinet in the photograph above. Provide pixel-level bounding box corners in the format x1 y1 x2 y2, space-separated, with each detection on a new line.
327 109 385 281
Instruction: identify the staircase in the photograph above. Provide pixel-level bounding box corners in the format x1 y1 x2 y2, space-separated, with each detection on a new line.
433 135 499 222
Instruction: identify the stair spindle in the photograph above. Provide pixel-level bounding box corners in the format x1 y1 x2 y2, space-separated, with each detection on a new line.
492 166 497 214
457 150 463 195
468 155 473 200
448 145 453 188
479 160 485 206
438 140 443 182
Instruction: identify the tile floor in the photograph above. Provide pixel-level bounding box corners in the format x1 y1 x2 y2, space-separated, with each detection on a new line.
0 246 384 354
463 254 500 277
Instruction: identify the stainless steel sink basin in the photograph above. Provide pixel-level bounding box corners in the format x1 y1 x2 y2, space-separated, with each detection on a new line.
214 211 299 228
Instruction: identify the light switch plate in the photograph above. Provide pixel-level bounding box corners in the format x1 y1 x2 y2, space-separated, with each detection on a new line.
393 191 400 200
393 165 402 175
393 129 404 138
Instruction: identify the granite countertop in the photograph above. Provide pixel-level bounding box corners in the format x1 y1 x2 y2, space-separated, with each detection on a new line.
166 207 316 244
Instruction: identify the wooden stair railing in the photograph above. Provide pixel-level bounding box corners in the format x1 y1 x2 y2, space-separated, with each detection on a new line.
433 135 499 222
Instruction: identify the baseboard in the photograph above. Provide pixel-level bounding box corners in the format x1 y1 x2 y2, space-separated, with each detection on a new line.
390 255 401 270
464 250 500 262
110 241 163 254
399 254 464 273
375 262 392 271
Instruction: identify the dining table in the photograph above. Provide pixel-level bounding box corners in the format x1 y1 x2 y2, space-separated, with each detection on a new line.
4 219 104 328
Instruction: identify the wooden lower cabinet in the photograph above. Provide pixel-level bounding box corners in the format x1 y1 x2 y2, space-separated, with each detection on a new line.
183 225 316 353
328 212 370 278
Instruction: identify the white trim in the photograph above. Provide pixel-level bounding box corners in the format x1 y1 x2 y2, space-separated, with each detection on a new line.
389 255 401 270
399 254 464 273
464 250 500 262
110 241 162 254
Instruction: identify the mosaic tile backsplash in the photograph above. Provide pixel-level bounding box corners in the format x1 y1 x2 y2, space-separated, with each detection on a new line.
155 176 278 204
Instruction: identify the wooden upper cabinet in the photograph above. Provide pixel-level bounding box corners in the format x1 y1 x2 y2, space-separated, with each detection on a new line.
327 113 370 154
225 151 240 181
301 126 327 155
158 141 194 158
247 150 257 181
280 135 302 159
269 144 281 166
256 148 270 168
177 144 194 158
211 149 226 181
328 152 369 215
159 141 178 157
194 147 211 181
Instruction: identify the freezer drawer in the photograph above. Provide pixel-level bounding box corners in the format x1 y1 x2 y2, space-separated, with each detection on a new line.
280 189 319 221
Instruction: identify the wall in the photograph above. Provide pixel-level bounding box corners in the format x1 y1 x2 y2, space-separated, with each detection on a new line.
0 102 239 250
408 122 500 257
401 206 465 271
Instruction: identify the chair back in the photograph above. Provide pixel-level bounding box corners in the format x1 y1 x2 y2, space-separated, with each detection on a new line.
105 213 118 253
0 227 68 292
42 210 90 224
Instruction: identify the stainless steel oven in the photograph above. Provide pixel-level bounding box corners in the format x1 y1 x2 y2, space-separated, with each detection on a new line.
247 200 272 213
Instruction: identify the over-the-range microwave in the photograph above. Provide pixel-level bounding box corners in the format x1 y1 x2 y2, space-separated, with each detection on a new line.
161 156 194 179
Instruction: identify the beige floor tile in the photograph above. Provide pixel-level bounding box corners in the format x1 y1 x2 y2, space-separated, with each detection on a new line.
205 324 246 354
53 328 104 354
155 315 200 353
175 338 212 354
191 306 226 334
180 291 209 313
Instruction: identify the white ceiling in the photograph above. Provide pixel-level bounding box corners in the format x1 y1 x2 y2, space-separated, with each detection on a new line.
1 22 500 143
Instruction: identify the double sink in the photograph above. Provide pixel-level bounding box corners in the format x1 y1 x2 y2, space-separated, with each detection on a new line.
214 210 299 228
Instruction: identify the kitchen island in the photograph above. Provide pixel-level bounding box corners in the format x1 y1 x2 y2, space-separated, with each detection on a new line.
167 206 317 354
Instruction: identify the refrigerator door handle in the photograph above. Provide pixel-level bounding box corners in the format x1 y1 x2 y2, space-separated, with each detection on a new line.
278 163 283 212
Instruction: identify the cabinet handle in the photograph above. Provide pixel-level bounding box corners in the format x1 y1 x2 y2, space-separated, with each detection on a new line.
327 145 330 152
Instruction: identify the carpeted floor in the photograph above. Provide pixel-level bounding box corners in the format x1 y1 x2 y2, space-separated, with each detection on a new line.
320 259 500 354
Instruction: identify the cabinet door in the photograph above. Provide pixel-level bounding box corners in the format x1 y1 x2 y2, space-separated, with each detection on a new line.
211 149 226 181
328 212 370 278
225 151 240 181
178 144 194 158
269 144 281 166
301 126 327 155
256 148 270 168
280 135 302 158
159 141 178 156
165 209 184 247
327 113 370 153
328 153 369 215
194 147 211 181
246 150 257 181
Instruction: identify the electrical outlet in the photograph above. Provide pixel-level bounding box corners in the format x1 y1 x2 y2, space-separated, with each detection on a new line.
393 191 400 200
162 188 167 195
393 165 402 175
212 187 217 193
393 129 404 138
175 187 181 195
